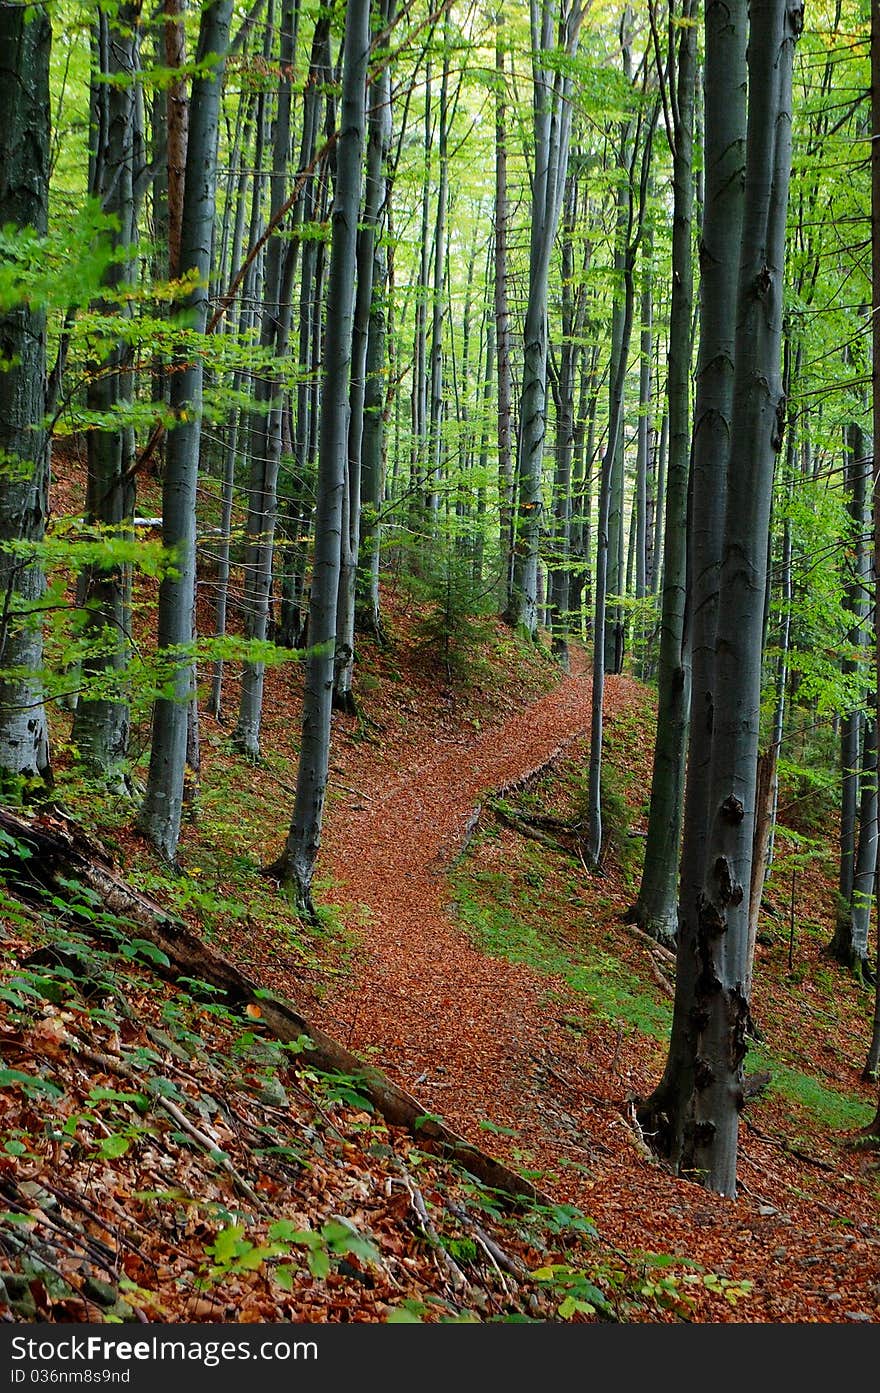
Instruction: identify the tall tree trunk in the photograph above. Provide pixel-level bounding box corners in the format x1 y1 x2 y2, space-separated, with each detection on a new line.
277 13 333 652
410 62 432 527
357 2 394 641
651 408 669 595
494 25 515 609
506 0 583 637
635 234 652 607
235 0 297 759
0 3 52 786
629 0 697 945
72 3 145 790
832 420 872 965
587 254 636 865
335 0 395 710
639 0 800 1198
139 0 233 860
427 15 451 521
268 0 370 912
164 0 189 280
548 174 582 670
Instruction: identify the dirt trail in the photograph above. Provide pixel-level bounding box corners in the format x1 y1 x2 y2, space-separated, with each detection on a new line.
315 653 880 1323
318 649 636 1140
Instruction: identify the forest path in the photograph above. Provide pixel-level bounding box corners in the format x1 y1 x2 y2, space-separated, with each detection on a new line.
317 648 641 1155
308 649 880 1322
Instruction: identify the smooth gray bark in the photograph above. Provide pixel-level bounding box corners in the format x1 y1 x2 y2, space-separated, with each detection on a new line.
335 0 394 708
495 28 515 607
507 0 583 637
630 0 697 945
640 0 801 1198
269 0 370 911
139 0 233 860
0 3 52 786
357 3 394 639
72 4 144 790
235 0 297 759
832 421 872 967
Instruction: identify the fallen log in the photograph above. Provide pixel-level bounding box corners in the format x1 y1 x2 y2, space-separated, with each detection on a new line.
0 808 549 1207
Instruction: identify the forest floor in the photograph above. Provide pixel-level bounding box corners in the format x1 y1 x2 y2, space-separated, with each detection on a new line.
302 634 880 1323
1 541 880 1321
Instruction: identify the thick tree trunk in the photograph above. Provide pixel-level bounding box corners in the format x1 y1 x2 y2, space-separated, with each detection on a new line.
268 0 370 912
139 0 233 860
0 3 52 787
639 0 801 1200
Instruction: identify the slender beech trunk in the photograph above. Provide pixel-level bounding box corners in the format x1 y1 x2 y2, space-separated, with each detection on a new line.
473 309 495 586
604 33 633 673
207 92 258 720
164 0 189 280
548 174 581 670
494 28 515 607
849 714 879 976
234 1 297 758
832 420 872 966
639 0 801 1197
427 16 451 521
869 0 880 1110
651 409 669 595
335 0 394 710
629 0 697 944
635 233 652 608
587 257 636 864
587 94 657 865
278 14 333 652
410 63 432 524
139 0 233 861
269 0 370 911
72 3 144 790
356 8 394 641
0 2 51 786
506 0 583 637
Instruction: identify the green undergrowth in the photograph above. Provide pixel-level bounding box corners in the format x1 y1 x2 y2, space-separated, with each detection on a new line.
451 829 873 1138
451 864 672 1041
